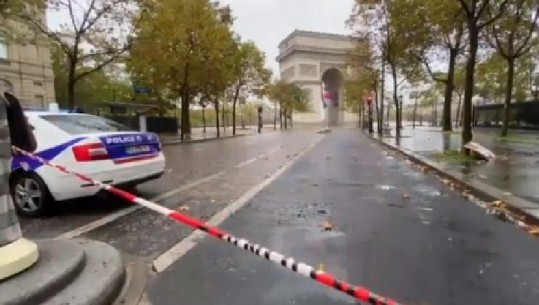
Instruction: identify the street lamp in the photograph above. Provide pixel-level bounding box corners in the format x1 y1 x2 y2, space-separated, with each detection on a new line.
366 95 373 134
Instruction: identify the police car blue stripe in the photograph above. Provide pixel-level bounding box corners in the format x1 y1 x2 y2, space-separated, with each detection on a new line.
99 133 161 160
11 137 86 171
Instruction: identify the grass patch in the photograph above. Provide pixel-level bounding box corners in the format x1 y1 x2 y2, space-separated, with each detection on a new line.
495 136 539 145
432 150 475 162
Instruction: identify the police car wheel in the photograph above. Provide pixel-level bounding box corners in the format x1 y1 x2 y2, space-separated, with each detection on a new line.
11 173 52 217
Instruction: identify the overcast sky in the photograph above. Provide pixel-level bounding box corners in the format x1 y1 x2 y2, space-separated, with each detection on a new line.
48 0 355 73
221 0 355 72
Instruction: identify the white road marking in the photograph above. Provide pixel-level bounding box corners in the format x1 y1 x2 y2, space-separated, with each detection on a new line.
233 146 282 169
152 137 324 273
55 144 291 240
235 158 258 168
55 172 224 240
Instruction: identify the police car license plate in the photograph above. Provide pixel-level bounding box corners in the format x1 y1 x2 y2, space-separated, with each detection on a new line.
126 145 151 155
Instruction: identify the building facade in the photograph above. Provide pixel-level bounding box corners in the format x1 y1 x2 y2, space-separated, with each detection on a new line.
0 12 55 108
276 30 359 125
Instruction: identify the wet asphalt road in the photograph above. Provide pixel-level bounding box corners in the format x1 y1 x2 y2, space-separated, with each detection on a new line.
20 127 319 256
147 128 539 305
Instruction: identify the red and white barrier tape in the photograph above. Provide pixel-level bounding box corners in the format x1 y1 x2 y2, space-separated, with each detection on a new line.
12 146 403 305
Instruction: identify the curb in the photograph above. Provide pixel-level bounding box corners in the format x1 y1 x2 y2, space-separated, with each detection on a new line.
364 131 539 229
161 133 250 146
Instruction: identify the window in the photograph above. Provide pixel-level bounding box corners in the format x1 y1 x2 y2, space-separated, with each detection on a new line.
0 40 7 60
40 114 132 135
33 81 43 87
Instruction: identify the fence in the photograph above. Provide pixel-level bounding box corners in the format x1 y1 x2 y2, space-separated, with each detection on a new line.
105 115 178 134
474 101 539 129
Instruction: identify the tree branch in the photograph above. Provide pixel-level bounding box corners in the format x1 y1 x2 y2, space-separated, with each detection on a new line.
515 7 539 57
479 0 510 28
74 48 127 82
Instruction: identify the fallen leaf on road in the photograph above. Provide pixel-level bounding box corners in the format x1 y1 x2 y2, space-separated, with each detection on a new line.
491 200 505 208
178 205 190 211
403 193 411 199
441 179 451 185
503 192 513 197
322 220 333 231
528 227 539 236
478 174 487 179
317 263 325 272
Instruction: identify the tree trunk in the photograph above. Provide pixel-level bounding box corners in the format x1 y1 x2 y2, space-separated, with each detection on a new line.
374 87 381 134
202 107 206 133
391 64 401 138
232 85 240 136
501 58 515 137
379 57 385 133
279 105 283 130
180 88 191 140
68 61 77 109
462 26 479 149
284 110 288 129
455 94 462 127
241 106 245 129
442 48 458 131
214 100 220 138
412 98 418 128
222 99 226 131
274 103 277 130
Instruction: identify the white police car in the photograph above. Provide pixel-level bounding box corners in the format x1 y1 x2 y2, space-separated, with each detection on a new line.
10 110 166 216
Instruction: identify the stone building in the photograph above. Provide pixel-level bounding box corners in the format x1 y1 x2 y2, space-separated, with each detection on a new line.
276 30 359 125
0 9 55 108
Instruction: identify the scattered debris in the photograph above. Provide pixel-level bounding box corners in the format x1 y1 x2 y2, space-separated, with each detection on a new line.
403 193 411 199
377 185 394 191
317 209 328 215
322 220 333 231
528 227 539 236
463 142 496 161
478 174 488 179
317 263 325 272
178 205 190 211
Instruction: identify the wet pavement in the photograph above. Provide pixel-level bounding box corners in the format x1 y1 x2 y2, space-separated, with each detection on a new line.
381 126 539 204
19 126 318 243
146 128 539 305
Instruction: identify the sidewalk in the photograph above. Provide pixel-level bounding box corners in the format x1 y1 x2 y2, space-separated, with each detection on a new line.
159 125 277 145
375 124 539 207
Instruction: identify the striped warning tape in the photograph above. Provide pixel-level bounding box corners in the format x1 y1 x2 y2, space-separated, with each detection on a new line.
12 145 403 305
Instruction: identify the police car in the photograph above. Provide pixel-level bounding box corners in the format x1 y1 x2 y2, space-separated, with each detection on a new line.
10 108 166 216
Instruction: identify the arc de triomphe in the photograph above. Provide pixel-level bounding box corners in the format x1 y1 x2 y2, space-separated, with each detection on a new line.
276 30 357 126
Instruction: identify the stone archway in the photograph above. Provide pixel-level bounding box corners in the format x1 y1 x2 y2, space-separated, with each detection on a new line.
321 68 343 126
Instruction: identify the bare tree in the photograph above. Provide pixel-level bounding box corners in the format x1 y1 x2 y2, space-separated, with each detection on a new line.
16 0 136 108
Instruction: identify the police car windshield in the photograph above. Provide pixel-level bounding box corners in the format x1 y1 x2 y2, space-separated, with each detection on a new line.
40 114 133 134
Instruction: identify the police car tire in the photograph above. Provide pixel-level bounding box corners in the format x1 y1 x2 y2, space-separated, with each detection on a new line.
10 172 52 217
